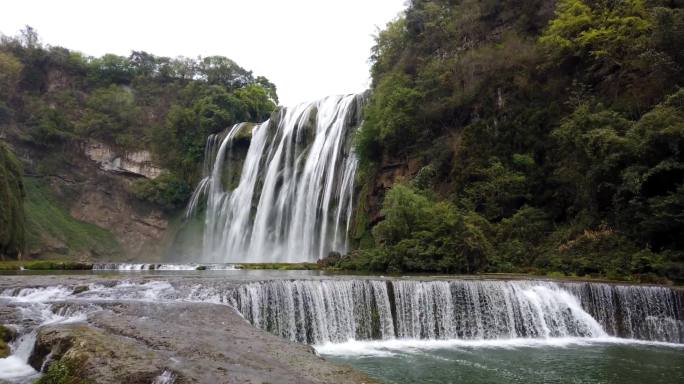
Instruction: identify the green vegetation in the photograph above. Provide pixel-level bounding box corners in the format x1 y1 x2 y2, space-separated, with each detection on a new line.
36 359 89 384
0 27 278 214
0 27 279 259
0 324 12 358
0 143 25 259
23 178 122 259
131 173 192 211
0 340 8 358
0 260 92 270
22 260 93 270
347 0 684 283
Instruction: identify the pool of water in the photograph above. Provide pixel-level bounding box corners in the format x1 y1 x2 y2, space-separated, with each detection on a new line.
321 338 684 384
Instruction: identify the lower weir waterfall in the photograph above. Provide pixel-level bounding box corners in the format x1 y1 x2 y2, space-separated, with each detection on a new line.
186 94 364 263
231 279 683 345
1 277 681 383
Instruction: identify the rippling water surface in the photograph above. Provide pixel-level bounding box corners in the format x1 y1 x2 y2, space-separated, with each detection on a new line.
322 339 684 384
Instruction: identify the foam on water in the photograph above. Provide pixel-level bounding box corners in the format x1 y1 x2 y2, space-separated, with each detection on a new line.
0 298 87 382
152 370 177 384
314 336 684 357
91 263 237 271
0 356 39 381
0 277 680 382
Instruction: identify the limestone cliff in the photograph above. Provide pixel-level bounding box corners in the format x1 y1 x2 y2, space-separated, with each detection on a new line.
10 137 172 261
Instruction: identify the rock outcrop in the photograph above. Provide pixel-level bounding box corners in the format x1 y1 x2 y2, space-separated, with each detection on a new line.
84 140 164 179
30 301 374 384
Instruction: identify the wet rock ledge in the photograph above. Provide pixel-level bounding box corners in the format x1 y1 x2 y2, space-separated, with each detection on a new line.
28 301 374 384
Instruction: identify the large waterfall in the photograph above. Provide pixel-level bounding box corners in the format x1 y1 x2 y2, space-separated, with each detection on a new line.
186 94 364 263
231 279 683 345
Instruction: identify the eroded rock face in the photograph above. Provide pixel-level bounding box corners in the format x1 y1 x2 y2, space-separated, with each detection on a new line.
18 140 172 260
84 140 164 179
68 184 168 259
31 324 168 383
30 301 374 384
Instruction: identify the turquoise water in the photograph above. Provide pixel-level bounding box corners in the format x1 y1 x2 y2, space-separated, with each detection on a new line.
321 338 684 384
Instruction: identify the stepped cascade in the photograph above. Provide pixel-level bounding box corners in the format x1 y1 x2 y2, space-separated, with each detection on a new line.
230 279 684 344
0 276 681 382
186 94 365 263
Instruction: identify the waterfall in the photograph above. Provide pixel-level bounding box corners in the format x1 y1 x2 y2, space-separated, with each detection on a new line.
567 283 683 342
231 280 394 344
186 94 365 263
91 263 237 271
231 279 684 344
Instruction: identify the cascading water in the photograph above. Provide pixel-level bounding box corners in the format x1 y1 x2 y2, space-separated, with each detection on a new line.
231 279 684 345
91 263 237 271
568 283 683 342
186 94 365 263
231 280 395 344
1 277 681 382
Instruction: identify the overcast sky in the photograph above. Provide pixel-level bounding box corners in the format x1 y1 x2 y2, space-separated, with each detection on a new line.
1 0 407 106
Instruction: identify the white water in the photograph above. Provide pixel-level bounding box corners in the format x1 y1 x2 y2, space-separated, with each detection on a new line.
314 336 684 357
0 287 87 382
186 94 364 263
232 279 394 343
0 281 213 382
231 279 683 345
0 278 680 382
91 263 237 271
152 370 177 384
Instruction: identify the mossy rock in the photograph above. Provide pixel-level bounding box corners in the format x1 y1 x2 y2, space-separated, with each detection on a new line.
234 122 254 143
35 359 88 384
0 324 16 342
0 339 9 358
23 261 93 270
0 325 13 358
72 286 89 295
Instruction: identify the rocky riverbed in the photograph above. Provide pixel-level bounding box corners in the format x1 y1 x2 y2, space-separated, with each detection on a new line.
0 275 375 384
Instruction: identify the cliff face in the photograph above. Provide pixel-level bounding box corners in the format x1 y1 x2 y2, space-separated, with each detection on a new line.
12 138 171 261
84 140 164 179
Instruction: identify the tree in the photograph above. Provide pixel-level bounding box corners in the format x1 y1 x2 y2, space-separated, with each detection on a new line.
19 25 39 48
198 56 253 89
0 52 23 101
87 54 136 85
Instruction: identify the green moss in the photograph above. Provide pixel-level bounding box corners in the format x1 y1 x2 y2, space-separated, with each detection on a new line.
35 359 88 384
23 260 93 270
23 177 122 259
0 143 25 258
0 339 8 358
234 122 254 142
0 260 94 270
0 261 22 270
0 325 11 358
0 325 15 343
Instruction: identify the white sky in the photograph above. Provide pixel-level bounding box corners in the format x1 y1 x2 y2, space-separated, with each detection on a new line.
0 0 407 106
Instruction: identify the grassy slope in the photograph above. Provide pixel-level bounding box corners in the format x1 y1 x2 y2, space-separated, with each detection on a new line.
23 177 123 260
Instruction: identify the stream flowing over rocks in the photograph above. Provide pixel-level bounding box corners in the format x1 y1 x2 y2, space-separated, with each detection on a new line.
0 275 374 384
0 274 681 383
